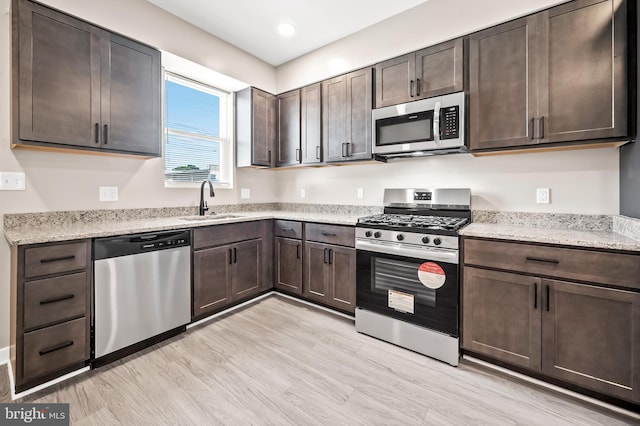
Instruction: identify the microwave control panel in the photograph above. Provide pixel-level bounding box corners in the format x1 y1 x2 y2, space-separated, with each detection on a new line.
441 106 459 139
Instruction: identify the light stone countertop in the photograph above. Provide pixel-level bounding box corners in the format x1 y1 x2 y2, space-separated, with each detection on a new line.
460 223 640 252
3 211 363 245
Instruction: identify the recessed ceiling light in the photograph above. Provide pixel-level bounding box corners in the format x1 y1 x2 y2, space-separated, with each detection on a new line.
278 23 296 37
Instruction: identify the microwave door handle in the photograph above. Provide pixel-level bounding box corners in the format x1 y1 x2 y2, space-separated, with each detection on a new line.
433 101 441 145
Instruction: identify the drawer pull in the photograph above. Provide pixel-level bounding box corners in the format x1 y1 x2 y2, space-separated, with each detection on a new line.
525 256 559 265
39 340 74 356
321 232 337 237
40 255 76 264
281 228 294 233
40 294 75 305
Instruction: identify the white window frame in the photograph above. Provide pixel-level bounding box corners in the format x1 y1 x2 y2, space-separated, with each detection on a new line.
162 69 235 189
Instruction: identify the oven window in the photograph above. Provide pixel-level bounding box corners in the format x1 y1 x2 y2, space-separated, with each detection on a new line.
371 257 436 306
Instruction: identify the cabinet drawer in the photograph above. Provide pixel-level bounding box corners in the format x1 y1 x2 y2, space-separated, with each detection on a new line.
24 272 88 330
305 223 354 247
24 241 88 279
464 239 640 290
194 221 264 250
23 317 87 380
274 220 302 239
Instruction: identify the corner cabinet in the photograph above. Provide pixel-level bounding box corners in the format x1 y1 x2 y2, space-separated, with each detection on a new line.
322 68 373 163
11 240 92 393
462 237 640 404
303 223 356 313
375 38 465 108
469 0 627 151
237 87 277 167
193 221 273 320
11 0 161 156
276 89 301 167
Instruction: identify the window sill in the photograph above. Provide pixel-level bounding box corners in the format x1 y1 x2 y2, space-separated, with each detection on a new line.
165 181 233 190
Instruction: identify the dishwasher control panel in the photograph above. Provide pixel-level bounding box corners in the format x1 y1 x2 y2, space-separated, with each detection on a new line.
94 230 192 260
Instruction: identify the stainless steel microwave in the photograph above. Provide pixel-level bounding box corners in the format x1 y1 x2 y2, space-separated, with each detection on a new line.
372 92 466 160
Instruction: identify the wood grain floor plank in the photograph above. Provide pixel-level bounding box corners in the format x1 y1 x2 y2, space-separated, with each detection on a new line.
12 296 635 425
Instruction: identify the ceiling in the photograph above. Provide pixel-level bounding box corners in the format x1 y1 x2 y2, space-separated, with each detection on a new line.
146 0 430 66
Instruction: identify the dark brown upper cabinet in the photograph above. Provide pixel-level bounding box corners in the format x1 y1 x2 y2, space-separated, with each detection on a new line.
12 0 161 157
469 0 627 152
323 68 373 163
237 87 276 167
276 89 301 167
301 83 323 164
375 38 464 108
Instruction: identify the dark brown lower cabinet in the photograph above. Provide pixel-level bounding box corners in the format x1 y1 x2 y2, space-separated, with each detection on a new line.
463 266 640 404
275 237 302 295
192 221 272 320
303 241 356 313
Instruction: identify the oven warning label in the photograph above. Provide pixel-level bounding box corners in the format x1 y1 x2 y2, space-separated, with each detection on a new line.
388 289 415 314
418 262 446 289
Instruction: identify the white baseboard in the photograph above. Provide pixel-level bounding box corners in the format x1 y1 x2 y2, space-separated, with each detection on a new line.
0 347 8 365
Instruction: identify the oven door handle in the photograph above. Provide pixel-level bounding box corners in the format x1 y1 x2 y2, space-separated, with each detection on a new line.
356 240 458 264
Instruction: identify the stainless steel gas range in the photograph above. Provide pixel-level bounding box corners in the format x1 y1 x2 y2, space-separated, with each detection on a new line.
355 188 471 366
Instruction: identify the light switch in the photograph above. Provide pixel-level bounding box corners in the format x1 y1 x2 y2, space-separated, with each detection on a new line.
0 172 26 191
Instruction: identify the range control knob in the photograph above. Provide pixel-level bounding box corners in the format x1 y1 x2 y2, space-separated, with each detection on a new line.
374 232 382 238
422 236 430 244
433 238 442 246
396 234 404 241
365 231 372 237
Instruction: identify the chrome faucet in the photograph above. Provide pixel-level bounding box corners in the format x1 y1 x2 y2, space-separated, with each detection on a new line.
199 180 215 216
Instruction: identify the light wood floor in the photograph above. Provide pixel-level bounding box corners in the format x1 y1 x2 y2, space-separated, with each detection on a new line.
8 296 637 425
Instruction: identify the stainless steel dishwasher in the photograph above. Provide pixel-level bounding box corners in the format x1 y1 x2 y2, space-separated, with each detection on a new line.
93 229 191 365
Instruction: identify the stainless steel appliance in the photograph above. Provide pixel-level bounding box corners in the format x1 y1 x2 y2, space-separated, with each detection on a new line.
372 92 466 161
93 230 191 365
355 188 471 366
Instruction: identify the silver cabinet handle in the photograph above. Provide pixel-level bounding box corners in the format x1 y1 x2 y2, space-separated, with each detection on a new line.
433 101 441 146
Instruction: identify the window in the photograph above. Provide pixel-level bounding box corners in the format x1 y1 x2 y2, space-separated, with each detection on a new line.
164 73 232 187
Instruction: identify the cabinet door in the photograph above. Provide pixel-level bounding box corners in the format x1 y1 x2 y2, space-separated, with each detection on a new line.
15 0 101 148
415 38 464 99
276 89 301 166
345 68 373 161
231 239 261 300
100 32 161 155
469 16 538 150
252 88 276 167
542 280 640 403
374 53 414 108
322 74 347 162
193 246 231 318
537 0 627 144
304 241 330 303
301 83 322 164
275 237 302 295
327 246 356 314
462 267 542 371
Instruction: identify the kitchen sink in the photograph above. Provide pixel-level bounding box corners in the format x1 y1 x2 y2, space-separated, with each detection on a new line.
179 214 243 221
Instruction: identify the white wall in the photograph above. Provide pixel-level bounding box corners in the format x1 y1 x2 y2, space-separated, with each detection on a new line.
0 0 278 351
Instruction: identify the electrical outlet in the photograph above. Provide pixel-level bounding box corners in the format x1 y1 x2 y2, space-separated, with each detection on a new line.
0 172 26 191
99 186 118 202
240 188 251 199
357 188 364 199
536 188 550 204
300 188 306 199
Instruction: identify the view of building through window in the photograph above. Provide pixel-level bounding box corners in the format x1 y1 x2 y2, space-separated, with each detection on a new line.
164 73 229 185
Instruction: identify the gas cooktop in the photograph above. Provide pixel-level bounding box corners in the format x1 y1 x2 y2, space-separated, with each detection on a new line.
357 213 468 232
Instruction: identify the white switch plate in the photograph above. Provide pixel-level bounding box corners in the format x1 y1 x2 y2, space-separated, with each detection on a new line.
240 188 251 199
357 188 364 199
300 188 306 198
0 172 26 191
99 186 118 202
536 188 550 204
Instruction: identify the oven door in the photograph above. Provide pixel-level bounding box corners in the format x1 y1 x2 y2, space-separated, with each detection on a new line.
356 242 459 337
